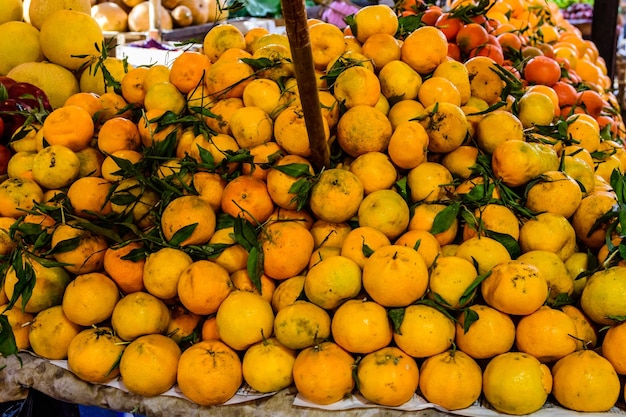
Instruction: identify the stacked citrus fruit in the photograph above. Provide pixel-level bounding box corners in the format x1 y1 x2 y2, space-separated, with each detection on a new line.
2 0 626 414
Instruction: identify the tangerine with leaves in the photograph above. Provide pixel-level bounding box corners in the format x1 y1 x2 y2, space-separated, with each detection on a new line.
161 195 216 246
464 201 520 241
176 339 242 405
331 298 392 354
387 120 429 170
517 249 574 303
110 292 170 342
242 336 297 393
455 304 516 359
336 105 392 158
119 334 182 397
401 25 448 74
51 222 108 275
418 76 462 108
348 151 397 195
42 105 94 151
292 341 355 405
357 189 410 240
205 59 254 100
304 255 362 310
524 170 583 218
408 202 459 247
419 350 483 411
273 300 331 350
333 62 381 108
169 51 212 94
601 321 626 374
67 176 112 219
519 212 577 260
428 255 478 310
216 290 275 351
482 352 553 415
515 306 578 363
0 177 43 218
260 220 315 280
0 303 34 350
580 266 626 326
357 346 419 407
28 305 82 360
266 154 314 210
524 55 562 86
393 303 456 358
552 349 620 412
3 255 72 314
67 327 126 384
221 174 274 225
62 272 120 327
362 244 429 308
481 260 548 316
97 116 141 155
177 260 232 316
340 226 391 268
103 241 145 295
274 105 330 158
167 305 201 344
230 269 275 303
309 168 364 223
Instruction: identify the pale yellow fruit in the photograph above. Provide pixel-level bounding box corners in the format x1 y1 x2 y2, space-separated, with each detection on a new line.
0 22 44 76
40 9 104 71
127 2 173 32
26 0 91 29
91 2 128 32
7 61 80 109
80 57 132 96
0 0 23 24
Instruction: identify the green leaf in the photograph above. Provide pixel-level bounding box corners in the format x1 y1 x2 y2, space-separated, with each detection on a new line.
272 163 312 178
431 203 460 235
241 57 279 71
461 307 479 333
388 307 405 334
8 258 36 312
415 299 457 323
48 236 81 255
247 246 264 293
168 223 198 246
361 240 374 258
233 217 259 252
550 293 575 308
0 315 18 357
485 230 521 259
458 271 491 308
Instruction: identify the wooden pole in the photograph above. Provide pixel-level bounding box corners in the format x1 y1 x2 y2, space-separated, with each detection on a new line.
280 0 331 171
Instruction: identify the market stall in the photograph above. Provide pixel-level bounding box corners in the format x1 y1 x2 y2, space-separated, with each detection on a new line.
2 0 626 416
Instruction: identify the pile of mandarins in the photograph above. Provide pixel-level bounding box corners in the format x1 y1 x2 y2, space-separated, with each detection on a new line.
2 0 626 414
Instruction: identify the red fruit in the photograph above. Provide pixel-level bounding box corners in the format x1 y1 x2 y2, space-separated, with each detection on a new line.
456 22 490 54
469 44 504 65
0 98 31 140
435 13 464 41
8 82 52 111
0 76 16 91
447 43 462 61
575 89 604 118
552 81 578 108
523 55 561 86
421 5 443 26
0 144 11 176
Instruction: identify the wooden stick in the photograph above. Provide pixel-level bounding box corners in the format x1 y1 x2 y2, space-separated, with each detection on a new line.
280 0 330 171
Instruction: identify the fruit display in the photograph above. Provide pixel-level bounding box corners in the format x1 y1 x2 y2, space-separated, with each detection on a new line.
2 0 626 415
90 0 233 33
